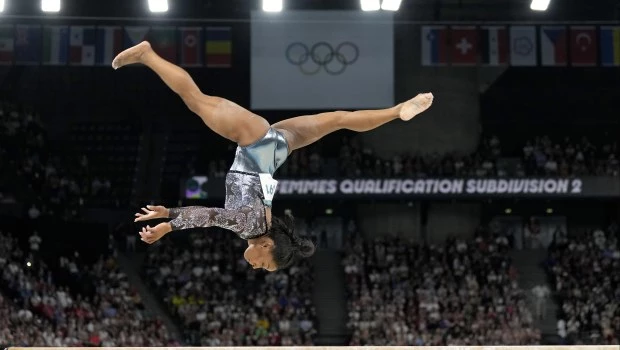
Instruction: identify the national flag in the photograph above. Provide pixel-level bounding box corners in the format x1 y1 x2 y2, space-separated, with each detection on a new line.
421 26 448 66
479 26 508 66
148 26 177 63
43 26 69 65
95 26 123 66
0 25 14 65
600 26 620 67
205 27 232 68
540 26 567 66
124 26 150 49
14 25 42 65
179 27 202 67
569 26 597 67
450 26 478 65
69 26 96 66
510 26 537 66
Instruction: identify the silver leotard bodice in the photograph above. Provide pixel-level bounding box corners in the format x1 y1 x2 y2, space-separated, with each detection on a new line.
230 127 289 176
168 128 289 240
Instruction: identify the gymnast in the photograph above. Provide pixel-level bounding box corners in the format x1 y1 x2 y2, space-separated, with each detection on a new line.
113 41 434 272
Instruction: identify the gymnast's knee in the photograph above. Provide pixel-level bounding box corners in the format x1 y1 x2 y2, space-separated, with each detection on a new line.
333 111 353 131
183 92 220 115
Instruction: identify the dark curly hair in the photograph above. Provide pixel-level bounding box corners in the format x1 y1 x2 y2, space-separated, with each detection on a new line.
266 213 315 270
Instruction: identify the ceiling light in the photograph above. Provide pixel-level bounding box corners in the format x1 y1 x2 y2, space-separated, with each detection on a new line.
263 0 283 12
41 0 60 12
381 0 402 11
530 0 550 11
361 0 380 11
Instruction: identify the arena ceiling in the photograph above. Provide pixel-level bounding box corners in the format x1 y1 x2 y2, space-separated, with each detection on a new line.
4 0 620 21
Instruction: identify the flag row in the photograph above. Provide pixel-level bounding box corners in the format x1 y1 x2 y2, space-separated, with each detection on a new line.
0 25 233 67
422 25 620 67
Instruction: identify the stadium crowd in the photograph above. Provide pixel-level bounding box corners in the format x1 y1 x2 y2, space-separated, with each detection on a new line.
0 229 175 347
197 133 619 179
546 225 620 344
520 135 619 178
143 229 318 346
335 134 618 179
1 99 618 348
342 231 541 346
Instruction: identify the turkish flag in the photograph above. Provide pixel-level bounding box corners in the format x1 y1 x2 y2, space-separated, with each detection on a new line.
570 26 597 66
450 26 478 65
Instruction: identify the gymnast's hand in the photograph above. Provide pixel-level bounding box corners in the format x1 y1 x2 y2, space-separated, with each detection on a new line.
134 205 169 222
139 223 172 244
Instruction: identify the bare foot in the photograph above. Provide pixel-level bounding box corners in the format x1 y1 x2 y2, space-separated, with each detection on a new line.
399 93 434 121
112 41 152 70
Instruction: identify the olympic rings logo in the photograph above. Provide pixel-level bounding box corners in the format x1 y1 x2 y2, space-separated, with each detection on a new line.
285 42 360 76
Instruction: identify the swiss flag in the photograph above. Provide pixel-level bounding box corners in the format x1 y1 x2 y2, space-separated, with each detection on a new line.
569 26 597 67
450 26 478 65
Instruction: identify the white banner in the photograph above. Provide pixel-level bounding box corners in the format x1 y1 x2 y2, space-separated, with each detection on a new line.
251 11 394 110
510 26 538 66
186 176 620 199
276 178 582 195
259 173 278 205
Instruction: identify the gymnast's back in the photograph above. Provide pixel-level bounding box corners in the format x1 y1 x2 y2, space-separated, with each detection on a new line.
219 127 289 238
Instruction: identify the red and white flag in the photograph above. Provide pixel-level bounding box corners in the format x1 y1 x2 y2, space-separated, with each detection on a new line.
569 26 597 66
450 26 478 65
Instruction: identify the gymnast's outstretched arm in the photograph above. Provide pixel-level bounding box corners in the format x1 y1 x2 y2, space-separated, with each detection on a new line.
137 206 266 244
167 206 257 232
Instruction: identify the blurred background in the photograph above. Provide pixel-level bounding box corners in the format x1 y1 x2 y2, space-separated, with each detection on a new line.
0 0 618 347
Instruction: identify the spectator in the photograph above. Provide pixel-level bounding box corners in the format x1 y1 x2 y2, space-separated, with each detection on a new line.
29 232 42 253
144 228 317 346
531 284 551 320
0 230 176 347
28 205 41 220
546 228 620 344
344 233 540 346
126 234 137 252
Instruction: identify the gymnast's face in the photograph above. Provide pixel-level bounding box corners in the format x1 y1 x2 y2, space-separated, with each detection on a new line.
244 237 277 272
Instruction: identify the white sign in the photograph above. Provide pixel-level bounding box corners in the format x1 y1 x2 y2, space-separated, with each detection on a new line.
259 173 279 204
251 10 394 110
276 178 583 195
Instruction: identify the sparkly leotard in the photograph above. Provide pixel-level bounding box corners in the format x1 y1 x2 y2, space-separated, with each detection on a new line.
168 128 289 240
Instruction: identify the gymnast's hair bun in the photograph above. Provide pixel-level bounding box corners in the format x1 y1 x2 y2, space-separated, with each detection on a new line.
297 238 316 258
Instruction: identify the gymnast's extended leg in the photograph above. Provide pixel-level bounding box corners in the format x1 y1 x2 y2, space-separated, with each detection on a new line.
112 42 269 146
272 93 434 152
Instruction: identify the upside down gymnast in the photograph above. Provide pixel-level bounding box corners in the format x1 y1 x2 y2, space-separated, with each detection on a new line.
112 41 434 272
